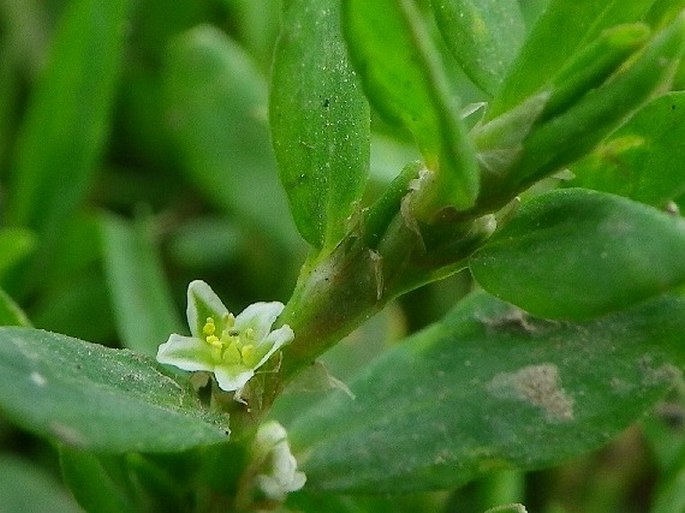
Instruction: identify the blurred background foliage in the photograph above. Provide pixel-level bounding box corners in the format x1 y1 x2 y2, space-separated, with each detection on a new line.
0 0 684 512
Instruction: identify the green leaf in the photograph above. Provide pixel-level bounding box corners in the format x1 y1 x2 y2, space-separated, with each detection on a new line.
271 0 370 248
488 0 657 119
0 455 82 513
648 0 685 28
343 0 479 212
473 22 660 212
100 213 183 357
571 92 685 207
0 288 31 327
220 0 283 71
31 269 116 344
431 0 525 96
651 464 685 513
484 505 528 513
7 0 129 240
163 25 299 249
498 15 685 202
0 227 35 280
0 37 20 170
288 291 684 493
167 217 242 270
470 189 685 320
539 23 650 123
60 448 135 513
0 327 229 452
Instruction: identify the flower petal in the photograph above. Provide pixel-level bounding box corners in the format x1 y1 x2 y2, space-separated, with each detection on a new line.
156 334 215 372
254 325 294 369
255 420 288 449
186 280 230 338
213 365 254 392
288 470 307 492
234 301 284 340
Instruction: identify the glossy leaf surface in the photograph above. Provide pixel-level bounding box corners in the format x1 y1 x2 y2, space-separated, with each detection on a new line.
470 189 685 320
0 327 229 452
288 291 684 492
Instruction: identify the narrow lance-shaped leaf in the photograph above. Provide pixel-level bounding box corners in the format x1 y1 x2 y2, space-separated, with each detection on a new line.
271 0 370 249
343 0 479 213
0 327 230 452
287 291 685 493
60 448 135 513
571 91 685 207
7 0 129 241
163 26 299 250
473 23 650 173
476 16 685 211
488 0 658 120
0 288 31 327
0 227 35 281
470 189 685 320
0 455 82 513
473 23 649 180
431 0 525 96
100 213 183 357
223 0 282 71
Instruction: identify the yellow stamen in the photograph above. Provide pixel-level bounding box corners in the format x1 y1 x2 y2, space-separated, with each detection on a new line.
206 334 221 347
203 317 216 336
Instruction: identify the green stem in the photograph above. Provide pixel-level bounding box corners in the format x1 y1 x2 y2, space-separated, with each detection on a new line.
243 204 495 421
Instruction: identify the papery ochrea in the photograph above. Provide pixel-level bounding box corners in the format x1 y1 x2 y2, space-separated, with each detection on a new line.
156 280 294 393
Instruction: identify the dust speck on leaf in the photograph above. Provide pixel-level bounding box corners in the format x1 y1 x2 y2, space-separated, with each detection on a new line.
30 371 47 387
487 363 574 423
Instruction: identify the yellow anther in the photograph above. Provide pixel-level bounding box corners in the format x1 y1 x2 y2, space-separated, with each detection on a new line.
223 341 242 365
206 334 221 347
203 317 216 336
223 312 236 328
241 344 258 367
243 328 255 340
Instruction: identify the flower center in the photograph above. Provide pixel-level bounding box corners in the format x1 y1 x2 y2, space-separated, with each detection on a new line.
202 316 260 367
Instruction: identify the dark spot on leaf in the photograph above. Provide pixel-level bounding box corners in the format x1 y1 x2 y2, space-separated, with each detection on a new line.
323 98 330 108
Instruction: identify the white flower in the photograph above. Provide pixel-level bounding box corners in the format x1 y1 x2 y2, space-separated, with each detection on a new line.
156 280 294 392
253 421 306 500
